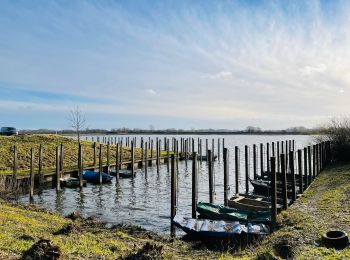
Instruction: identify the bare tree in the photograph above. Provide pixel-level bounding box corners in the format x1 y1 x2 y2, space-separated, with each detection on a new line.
69 106 86 142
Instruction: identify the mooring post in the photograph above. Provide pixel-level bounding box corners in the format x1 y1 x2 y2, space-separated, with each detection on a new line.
115 143 120 180
270 156 277 231
272 142 275 157
199 139 202 162
235 146 240 194
298 149 303 194
208 150 214 203
253 144 257 179
93 142 97 166
56 146 60 191
304 147 308 188
316 144 320 175
167 140 170 171
206 139 208 159
245 145 249 193
266 143 270 173
78 143 84 188
131 141 135 177
60 144 64 173
140 137 144 167
312 145 316 181
192 152 198 219
29 148 35 200
212 139 214 160
277 141 280 172
144 142 148 176
218 138 220 161
289 151 296 202
107 142 110 173
12 145 18 189
280 154 288 210
119 140 123 170
170 154 177 237
99 144 103 184
38 144 43 186
285 141 289 168
223 147 230 206
260 143 264 175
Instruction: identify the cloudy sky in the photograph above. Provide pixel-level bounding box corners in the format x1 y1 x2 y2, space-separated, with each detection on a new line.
1 0 350 130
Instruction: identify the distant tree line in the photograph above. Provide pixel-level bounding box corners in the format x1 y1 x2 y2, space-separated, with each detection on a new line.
19 126 320 135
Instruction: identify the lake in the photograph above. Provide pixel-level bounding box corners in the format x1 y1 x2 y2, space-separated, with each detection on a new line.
15 134 314 235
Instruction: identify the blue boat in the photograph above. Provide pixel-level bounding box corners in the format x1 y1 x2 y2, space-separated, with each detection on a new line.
82 170 113 183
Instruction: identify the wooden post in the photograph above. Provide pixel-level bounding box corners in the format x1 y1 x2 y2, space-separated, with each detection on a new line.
56 146 60 191
192 152 198 219
260 143 264 175
266 143 270 173
167 140 170 171
93 142 97 166
119 140 123 170
304 147 308 188
60 144 64 173
144 142 148 176
298 149 303 194
289 151 296 201
253 144 257 179
29 148 35 200
12 145 18 189
280 154 288 210
270 156 277 231
272 142 275 157
107 142 110 173
140 138 144 167
316 144 320 176
131 141 135 177
199 139 202 162
78 143 84 188
245 145 249 193
208 150 214 203
206 139 208 159
235 146 240 194
312 145 316 181
38 144 43 186
211 139 214 160
99 144 103 184
170 154 177 237
156 139 160 173
223 148 229 206
115 143 120 180
218 138 220 161
277 141 280 172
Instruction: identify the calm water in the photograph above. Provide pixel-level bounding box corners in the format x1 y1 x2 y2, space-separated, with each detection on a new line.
15 134 314 235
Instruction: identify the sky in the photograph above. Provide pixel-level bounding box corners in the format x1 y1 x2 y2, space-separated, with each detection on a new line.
1 0 350 130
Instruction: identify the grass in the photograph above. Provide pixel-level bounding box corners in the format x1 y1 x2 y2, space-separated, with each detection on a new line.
0 200 233 259
244 164 350 259
0 134 170 176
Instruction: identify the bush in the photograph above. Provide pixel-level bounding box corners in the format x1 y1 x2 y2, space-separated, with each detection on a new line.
321 118 350 163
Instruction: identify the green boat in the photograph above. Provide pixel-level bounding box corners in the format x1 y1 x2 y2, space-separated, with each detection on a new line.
197 202 271 223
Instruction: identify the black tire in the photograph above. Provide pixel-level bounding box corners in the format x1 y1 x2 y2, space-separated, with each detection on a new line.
322 230 349 248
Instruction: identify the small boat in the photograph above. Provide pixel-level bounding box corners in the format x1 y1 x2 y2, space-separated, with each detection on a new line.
82 170 113 183
237 193 290 206
110 170 134 178
250 179 297 197
228 195 282 212
197 202 270 223
60 177 86 188
197 155 218 161
173 215 269 239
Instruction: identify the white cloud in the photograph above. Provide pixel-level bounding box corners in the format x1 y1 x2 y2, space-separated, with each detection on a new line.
299 64 327 76
201 71 232 79
144 89 157 95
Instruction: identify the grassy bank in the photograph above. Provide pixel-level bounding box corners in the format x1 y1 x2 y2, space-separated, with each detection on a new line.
0 134 157 175
0 200 233 259
242 164 350 259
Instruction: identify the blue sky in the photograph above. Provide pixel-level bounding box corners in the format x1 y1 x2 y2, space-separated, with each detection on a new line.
1 0 350 130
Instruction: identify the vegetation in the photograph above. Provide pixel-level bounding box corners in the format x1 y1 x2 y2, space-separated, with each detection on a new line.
320 117 350 163
0 200 231 259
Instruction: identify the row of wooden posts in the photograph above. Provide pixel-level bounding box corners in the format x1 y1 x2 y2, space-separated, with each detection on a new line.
170 140 331 236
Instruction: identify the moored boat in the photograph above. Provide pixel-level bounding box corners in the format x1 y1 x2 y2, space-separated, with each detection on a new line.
110 170 134 178
173 215 269 239
197 202 270 223
60 177 87 188
228 195 282 212
82 170 113 183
